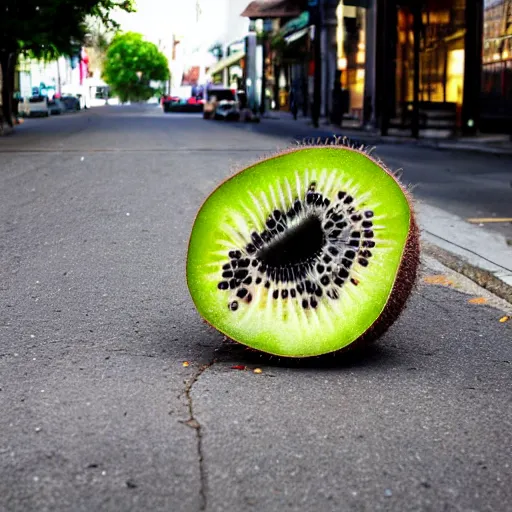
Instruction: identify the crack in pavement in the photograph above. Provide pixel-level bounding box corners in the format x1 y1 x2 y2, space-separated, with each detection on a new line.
182 361 215 511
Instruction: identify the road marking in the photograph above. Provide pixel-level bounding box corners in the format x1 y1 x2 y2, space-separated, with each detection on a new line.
467 218 512 224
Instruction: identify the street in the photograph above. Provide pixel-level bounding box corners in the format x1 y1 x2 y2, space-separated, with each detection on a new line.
1 105 511 512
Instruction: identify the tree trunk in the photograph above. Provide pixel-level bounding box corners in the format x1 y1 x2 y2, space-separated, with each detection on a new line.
0 50 15 127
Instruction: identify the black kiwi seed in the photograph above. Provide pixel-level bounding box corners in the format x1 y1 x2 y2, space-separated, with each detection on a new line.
265 281 271 288
337 221 347 229
310 297 318 308
317 264 325 273
229 301 239 311
302 299 309 309
266 217 276 229
243 276 252 285
294 200 302 212
321 276 330 286
277 224 285 233
315 194 323 206
362 220 373 228
252 260 259 267
343 195 354 204
259 263 267 272
246 243 256 254
326 266 332 272
239 259 250 268
347 207 355 214
323 254 332 263
222 263 231 270
334 277 344 287
235 269 248 279
345 250 356 259
255 277 262 284
237 288 248 299
364 230 374 238
352 231 361 238
349 239 360 247
330 229 341 238
324 220 334 230
327 289 339 299
315 287 323 297
306 192 315 204
351 214 362 222
364 210 374 218
246 293 253 303
261 230 271 242
273 210 282 220
332 213 343 222
342 258 353 268
218 281 229 290
222 270 233 278
251 232 263 246
305 280 314 294
328 246 339 256
282 290 288 299
290 289 297 298
359 258 369 267
229 250 241 259
297 283 305 294
363 240 376 248
361 250 372 258
337 191 346 200
323 198 331 207
229 279 237 289
338 268 350 279
272 290 279 299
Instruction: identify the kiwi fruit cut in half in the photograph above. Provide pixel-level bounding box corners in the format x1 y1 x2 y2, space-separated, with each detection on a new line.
187 145 419 358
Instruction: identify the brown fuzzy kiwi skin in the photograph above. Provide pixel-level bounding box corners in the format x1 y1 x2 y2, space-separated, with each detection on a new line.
187 140 420 360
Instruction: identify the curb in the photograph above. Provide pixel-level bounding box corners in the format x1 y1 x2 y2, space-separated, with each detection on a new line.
423 241 512 304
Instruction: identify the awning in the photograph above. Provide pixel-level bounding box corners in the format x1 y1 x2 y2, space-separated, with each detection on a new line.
207 51 245 77
280 11 310 37
241 0 302 19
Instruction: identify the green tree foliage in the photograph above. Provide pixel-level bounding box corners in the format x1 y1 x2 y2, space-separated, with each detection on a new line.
0 0 133 126
102 32 169 103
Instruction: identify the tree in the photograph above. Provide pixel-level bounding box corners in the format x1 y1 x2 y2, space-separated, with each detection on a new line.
102 32 169 103
0 0 133 127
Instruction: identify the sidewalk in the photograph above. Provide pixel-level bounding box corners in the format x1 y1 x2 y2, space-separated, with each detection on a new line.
263 110 512 156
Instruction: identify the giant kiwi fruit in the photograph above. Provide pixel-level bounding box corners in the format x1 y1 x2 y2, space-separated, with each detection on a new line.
187 144 419 357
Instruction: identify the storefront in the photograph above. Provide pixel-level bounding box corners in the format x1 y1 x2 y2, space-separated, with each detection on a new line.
481 0 512 130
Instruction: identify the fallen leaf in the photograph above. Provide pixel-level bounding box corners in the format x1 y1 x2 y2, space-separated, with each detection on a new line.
253 368 263 374
468 297 488 304
182 361 189 367
499 316 510 323
231 365 246 371
423 275 453 286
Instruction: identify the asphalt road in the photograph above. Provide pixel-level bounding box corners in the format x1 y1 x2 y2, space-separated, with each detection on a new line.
1 105 511 512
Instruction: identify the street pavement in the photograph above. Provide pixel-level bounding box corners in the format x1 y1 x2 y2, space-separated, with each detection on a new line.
1 105 511 512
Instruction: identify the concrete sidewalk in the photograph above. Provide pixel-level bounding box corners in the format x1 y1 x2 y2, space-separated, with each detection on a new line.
263 111 512 156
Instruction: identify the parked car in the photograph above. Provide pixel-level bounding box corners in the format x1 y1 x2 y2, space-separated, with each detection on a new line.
60 95 81 112
203 88 239 120
20 96 50 117
48 97 65 115
162 94 203 113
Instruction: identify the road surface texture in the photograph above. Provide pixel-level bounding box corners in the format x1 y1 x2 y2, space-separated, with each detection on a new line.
1 105 511 512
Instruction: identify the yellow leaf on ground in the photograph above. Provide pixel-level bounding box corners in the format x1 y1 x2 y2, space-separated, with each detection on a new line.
182 361 189 367
468 297 488 304
499 316 510 323
423 275 454 286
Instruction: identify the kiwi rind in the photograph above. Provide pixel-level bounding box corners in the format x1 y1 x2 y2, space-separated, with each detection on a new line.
187 141 419 358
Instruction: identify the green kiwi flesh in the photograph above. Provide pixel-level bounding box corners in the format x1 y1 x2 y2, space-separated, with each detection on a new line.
187 146 419 357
